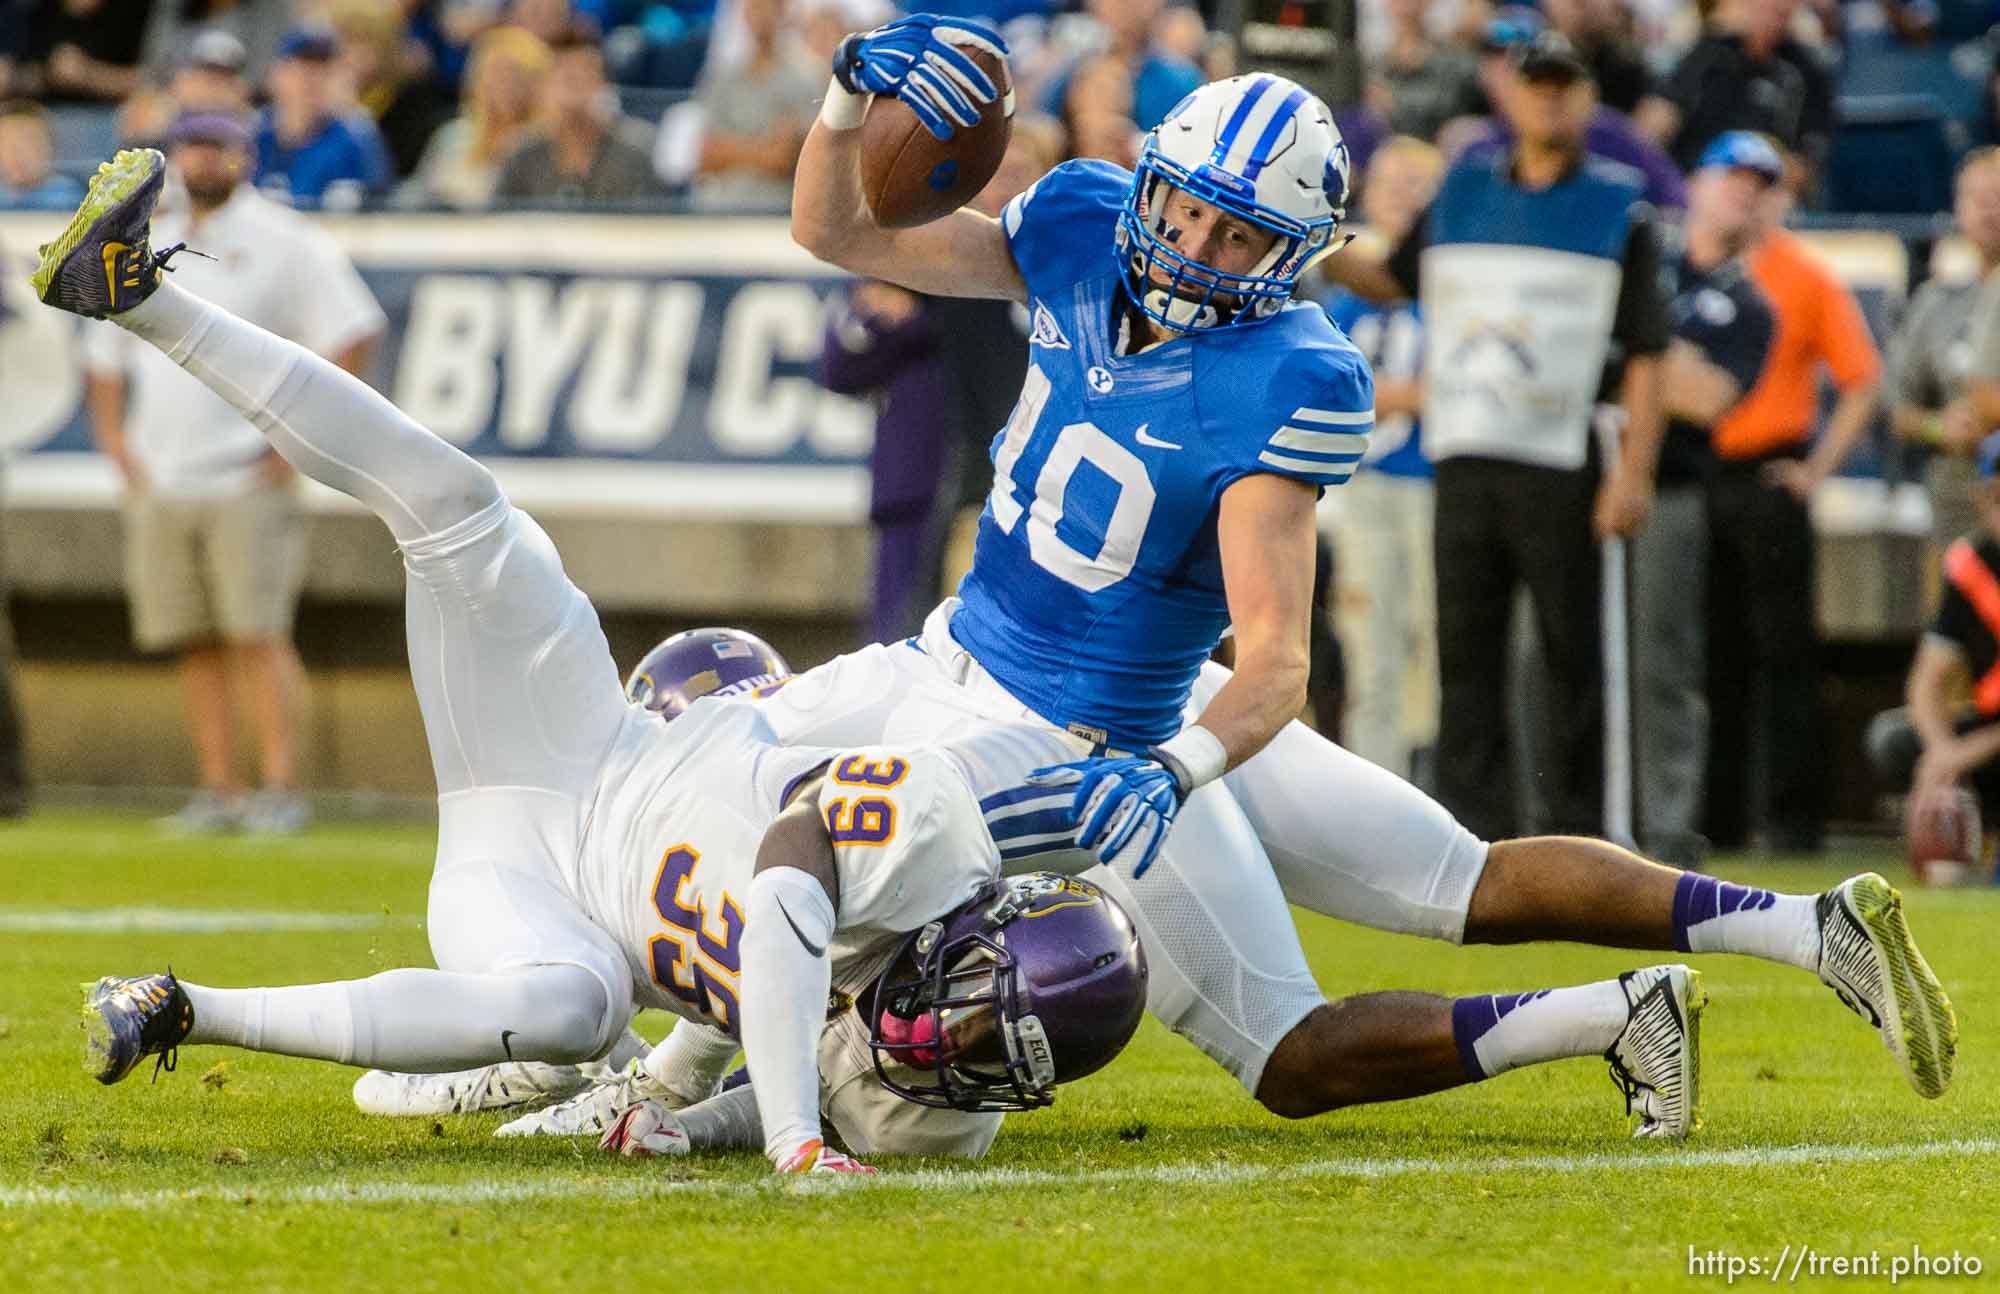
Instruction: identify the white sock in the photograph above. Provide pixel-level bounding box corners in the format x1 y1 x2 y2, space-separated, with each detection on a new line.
643 1019 740 1105
674 1083 765 1150
181 964 611 1071
115 280 500 546
738 866 835 1165
1451 981 1630 1080
1672 872 1821 971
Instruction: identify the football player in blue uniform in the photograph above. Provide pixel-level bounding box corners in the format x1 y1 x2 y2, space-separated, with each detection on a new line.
772 13 1958 1139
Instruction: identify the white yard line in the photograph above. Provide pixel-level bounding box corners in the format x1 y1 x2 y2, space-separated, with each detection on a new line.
0 908 422 934
4 1138 1993 1211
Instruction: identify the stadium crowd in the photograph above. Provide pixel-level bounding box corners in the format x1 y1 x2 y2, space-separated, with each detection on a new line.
5 0 2000 863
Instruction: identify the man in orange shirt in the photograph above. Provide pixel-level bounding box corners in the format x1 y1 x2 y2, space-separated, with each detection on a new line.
1704 133 1883 853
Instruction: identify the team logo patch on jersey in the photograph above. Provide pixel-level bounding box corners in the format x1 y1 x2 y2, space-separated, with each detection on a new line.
1086 365 1115 394
1030 301 1070 351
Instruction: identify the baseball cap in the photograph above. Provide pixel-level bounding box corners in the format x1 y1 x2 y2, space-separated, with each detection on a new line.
184 28 248 74
167 109 253 151
274 25 339 62
1513 31 1591 83
1695 131 1784 185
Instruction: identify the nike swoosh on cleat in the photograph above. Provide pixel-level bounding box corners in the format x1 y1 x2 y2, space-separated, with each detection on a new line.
775 895 826 957
1134 424 1182 450
500 1029 518 1060
101 241 127 302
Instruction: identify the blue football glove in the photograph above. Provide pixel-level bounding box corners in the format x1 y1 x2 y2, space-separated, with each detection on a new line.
831 14 1008 141
1023 755 1189 879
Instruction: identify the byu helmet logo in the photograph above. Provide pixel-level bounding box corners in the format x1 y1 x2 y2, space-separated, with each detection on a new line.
1324 140 1352 213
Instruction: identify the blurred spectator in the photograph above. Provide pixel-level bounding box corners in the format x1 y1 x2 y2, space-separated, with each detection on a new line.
695 0 888 85
1062 53 1138 164
1039 0 1200 132
40 0 156 102
822 280 950 644
254 26 396 207
403 23 550 208
1867 434 2000 834
1703 142 1882 853
1633 133 1781 867
139 0 292 89
1636 0 1835 185
0 99 83 208
169 27 251 110
1540 0 1651 114
1319 135 1444 783
82 110 386 835
332 0 455 177
1894 149 2000 552
681 0 817 210
1326 32 1670 841
494 26 663 202
1450 11 1686 212
0 0 23 97
1368 0 1481 142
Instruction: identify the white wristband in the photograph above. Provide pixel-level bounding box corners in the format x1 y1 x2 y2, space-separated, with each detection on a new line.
1155 725 1227 793
819 76 868 131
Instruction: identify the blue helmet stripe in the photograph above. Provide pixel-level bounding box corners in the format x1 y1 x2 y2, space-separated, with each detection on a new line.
1240 85 1310 181
1209 75 1276 169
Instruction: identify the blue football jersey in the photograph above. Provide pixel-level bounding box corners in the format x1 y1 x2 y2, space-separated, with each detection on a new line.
1321 290 1429 480
949 159 1374 750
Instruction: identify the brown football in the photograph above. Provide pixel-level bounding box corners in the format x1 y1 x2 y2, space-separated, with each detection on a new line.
858 45 1013 229
1906 783 1982 886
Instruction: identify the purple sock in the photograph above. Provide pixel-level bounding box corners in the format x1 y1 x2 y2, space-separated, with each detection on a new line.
1671 872 1776 953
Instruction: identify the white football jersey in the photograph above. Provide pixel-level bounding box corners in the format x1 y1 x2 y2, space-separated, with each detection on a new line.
574 699 1001 1035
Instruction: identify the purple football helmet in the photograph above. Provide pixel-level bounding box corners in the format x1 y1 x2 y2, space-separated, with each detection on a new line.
867 872 1148 1113
625 627 791 720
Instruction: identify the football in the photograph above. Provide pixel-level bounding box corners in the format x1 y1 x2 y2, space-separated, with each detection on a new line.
858 44 1014 228
1905 783 1982 886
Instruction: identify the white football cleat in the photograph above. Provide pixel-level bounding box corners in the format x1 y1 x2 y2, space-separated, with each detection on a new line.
353 1060 591 1117
773 1138 875 1175
599 1098 693 1158
1816 872 1957 1099
1604 964 1705 1140
493 1057 670 1138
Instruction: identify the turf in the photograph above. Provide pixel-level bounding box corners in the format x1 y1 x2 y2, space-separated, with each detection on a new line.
3 811 1997 1292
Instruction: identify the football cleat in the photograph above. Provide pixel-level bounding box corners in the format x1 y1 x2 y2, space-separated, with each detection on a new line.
773 1138 876 1175
493 1057 670 1138
598 1098 693 1158
354 1061 592 1117
83 971 194 1085
1816 872 1957 1099
30 148 186 319
1604 964 1705 1139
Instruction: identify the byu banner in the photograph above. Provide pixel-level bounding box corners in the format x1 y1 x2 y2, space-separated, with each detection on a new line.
0 212 872 521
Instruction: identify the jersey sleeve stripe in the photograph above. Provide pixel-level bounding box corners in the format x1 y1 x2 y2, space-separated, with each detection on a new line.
1259 450 1359 480
999 836 1077 864
1269 426 1370 456
980 783 1060 814
987 807 1074 843
1290 406 1373 427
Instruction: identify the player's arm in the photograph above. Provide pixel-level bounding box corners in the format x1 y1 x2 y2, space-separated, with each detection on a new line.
737 773 848 1173
791 113 1024 301
1906 637 2000 792
1192 474 1321 768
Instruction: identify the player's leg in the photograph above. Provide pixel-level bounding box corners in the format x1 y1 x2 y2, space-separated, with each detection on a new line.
88 847 638 1084
1258 965 1704 1138
1204 656 1957 1100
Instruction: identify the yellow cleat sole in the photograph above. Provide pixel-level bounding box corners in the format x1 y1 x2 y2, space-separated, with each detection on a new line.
29 147 164 305
1848 872 1958 1099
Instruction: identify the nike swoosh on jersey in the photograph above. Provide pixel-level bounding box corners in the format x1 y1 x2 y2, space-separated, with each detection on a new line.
1133 424 1182 450
775 894 827 957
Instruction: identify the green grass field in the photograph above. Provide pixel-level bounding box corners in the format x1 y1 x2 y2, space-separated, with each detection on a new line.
3 811 1996 1292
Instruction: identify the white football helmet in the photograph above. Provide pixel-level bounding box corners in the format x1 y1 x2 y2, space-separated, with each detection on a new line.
1116 73 1351 331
